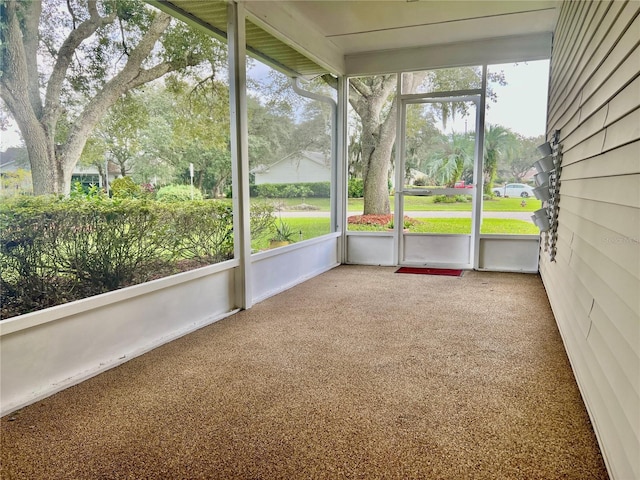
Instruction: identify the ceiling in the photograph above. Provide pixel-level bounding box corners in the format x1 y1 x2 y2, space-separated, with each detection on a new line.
156 1 560 76
279 0 560 56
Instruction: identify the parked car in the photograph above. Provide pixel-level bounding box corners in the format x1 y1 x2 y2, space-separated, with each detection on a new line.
492 183 535 198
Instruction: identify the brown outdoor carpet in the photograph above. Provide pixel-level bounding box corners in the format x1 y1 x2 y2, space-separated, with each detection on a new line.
0 266 608 479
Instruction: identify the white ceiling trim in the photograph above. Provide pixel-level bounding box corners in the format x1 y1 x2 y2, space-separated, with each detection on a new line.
332 9 556 55
325 8 557 39
243 1 346 75
345 32 553 76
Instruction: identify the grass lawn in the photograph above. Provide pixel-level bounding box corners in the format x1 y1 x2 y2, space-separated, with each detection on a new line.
267 196 541 212
403 196 542 212
251 202 538 251
349 218 539 235
253 216 536 251
252 217 331 251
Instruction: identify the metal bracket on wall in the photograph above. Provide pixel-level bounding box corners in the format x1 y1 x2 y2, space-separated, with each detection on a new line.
545 129 562 262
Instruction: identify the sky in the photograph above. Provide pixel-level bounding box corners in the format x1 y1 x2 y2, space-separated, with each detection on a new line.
485 60 550 138
0 60 550 151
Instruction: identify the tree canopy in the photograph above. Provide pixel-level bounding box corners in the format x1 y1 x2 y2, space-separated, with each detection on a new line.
0 0 224 194
338 67 506 214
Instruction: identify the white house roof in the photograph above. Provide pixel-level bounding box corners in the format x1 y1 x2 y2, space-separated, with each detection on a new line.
251 150 330 174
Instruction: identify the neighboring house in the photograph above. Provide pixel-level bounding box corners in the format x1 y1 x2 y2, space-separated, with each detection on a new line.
0 147 32 194
253 151 330 184
71 163 120 189
0 147 120 190
0 147 28 174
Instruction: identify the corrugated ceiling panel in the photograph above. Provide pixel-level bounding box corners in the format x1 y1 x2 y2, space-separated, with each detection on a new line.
244 20 328 76
158 1 327 77
161 1 229 38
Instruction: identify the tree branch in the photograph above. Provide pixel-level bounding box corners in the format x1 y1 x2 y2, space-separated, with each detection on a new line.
1 0 44 118
1 3 36 117
60 12 179 172
43 2 116 129
66 0 78 29
349 77 373 98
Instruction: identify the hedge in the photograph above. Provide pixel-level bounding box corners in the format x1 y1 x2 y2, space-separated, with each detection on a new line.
0 196 275 319
250 182 330 198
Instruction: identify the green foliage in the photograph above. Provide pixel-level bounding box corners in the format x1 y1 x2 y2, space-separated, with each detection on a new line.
250 202 276 240
0 196 277 318
427 132 474 187
51 198 167 292
271 220 296 243
0 196 65 315
251 182 330 199
483 124 516 194
156 184 203 202
433 195 472 204
0 168 33 195
70 181 105 200
110 177 142 199
348 178 364 198
385 217 417 230
157 201 234 263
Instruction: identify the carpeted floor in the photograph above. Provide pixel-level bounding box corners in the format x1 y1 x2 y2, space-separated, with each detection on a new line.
1 266 608 479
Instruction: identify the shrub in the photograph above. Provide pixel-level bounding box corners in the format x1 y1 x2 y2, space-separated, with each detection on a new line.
110 176 141 199
0 196 256 318
70 181 105 199
251 182 330 198
305 182 330 197
0 196 67 316
140 183 156 198
270 219 296 243
156 184 203 202
413 176 428 186
157 201 234 263
250 202 276 240
0 194 287 318
49 198 167 292
348 178 364 198
253 183 278 198
433 194 472 203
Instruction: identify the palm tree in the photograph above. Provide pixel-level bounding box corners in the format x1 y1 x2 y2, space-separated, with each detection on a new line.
483 125 515 194
427 132 474 187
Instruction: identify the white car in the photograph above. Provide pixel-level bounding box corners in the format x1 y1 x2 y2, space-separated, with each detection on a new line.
492 183 535 198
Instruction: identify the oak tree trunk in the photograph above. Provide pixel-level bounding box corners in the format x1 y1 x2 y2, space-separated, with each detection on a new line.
347 73 427 215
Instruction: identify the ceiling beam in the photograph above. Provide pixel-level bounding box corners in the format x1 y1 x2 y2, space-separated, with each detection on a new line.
243 1 346 75
345 32 553 76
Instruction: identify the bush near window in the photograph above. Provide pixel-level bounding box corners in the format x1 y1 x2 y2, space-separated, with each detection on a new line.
0 196 274 319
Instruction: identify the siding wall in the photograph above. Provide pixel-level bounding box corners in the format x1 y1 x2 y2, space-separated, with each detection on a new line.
541 2 640 479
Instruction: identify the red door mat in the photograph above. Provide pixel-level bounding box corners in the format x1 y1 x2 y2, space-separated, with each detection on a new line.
395 267 464 277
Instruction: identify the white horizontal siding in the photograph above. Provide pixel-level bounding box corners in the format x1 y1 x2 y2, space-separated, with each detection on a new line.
542 1 640 479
